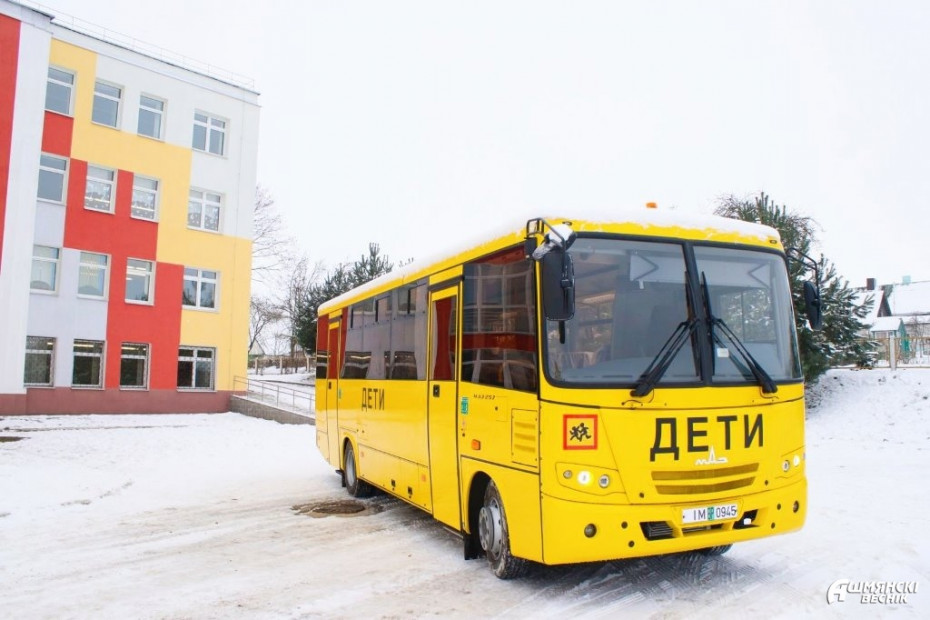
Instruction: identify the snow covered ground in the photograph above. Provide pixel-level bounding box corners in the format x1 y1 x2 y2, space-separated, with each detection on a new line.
1 369 927 619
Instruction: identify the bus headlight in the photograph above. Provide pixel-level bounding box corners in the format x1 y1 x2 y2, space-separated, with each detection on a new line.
598 474 610 488
577 471 591 485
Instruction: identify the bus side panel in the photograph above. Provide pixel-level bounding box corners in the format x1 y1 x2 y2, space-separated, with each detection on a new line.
460 458 544 563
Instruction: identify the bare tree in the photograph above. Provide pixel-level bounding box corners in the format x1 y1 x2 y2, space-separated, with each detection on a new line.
249 296 283 354
252 185 294 285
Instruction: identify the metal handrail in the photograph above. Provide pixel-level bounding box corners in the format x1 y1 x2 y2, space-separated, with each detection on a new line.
233 376 315 418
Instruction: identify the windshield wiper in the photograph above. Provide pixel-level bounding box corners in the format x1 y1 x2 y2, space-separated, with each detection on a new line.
631 318 698 398
702 273 777 394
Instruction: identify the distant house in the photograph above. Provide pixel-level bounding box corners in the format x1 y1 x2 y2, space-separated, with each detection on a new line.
878 280 930 340
869 316 905 339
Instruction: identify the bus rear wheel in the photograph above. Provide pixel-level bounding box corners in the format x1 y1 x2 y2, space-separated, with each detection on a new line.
343 442 373 498
478 480 528 579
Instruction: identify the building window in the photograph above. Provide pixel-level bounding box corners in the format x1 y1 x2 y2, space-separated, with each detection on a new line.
120 342 148 389
24 336 55 386
38 154 67 203
192 111 226 155
177 346 215 390
183 268 218 309
187 189 221 231
125 259 154 303
131 176 159 220
45 66 74 115
31 245 60 292
85 165 116 212
72 340 104 388
78 251 109 298
92 81 121 127
137 95 164 139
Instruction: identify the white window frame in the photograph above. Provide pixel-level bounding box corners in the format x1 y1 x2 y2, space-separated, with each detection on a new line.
38 153 68 204
92 80 122 128
78 251 109 299
45 66 75 116
187 188 222 232
31 245 60 293
85 165 117 213
131 175 159 221
125 258 155 305
138 94 165 140
72 339 105 389
177 346 216 390
192 111 227 156
119 342 149 389
24 336 55 387
183 267 219 310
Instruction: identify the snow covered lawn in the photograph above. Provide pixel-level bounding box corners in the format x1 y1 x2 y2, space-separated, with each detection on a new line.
1 369 928 618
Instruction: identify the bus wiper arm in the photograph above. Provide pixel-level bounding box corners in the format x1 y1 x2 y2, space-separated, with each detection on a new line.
631 318 698 398
710 318 777 394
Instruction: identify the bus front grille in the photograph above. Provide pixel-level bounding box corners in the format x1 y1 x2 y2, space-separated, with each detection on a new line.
650 463 758 496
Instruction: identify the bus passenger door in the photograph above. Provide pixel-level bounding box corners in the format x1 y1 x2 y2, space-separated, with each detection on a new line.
327 319 342 464
428 286 461 529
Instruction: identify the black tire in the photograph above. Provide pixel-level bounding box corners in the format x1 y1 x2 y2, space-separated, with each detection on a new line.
343 442 373 498
698 544 732 556
478 480 528 579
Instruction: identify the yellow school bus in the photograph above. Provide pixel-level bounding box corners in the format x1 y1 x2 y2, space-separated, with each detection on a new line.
315 210 820 578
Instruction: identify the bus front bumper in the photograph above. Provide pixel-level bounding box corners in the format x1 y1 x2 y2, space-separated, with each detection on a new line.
539 477 806 565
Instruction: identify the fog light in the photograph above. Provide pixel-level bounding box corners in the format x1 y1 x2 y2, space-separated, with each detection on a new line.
578 471 591 485
792 501 800 513
782 460 790 472
584 524 597 538
563 470 572 479
598 474 610 488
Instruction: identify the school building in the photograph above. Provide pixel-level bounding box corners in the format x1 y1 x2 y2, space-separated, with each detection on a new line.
0 0 259 414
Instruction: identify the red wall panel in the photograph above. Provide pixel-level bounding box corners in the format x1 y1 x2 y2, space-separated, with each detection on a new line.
41 110 74 156
63 161 183 391
0 15 21 274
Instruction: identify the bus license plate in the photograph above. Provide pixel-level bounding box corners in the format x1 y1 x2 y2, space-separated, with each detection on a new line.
682 503 739 525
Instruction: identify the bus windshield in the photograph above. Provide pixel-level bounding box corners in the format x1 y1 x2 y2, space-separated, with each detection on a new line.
544 237 801 387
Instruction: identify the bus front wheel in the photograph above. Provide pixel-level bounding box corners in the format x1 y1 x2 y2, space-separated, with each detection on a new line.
478 480 528 579
343 442 373 498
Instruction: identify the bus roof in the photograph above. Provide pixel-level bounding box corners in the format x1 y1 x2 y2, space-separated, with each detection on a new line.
318 209 782 314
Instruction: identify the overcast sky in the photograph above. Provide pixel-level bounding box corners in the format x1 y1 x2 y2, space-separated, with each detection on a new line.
47 0 930 288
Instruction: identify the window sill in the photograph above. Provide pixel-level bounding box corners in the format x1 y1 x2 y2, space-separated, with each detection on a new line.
77 294 107 301
37 198 65 206
91 120 120 131
71 385 104 390
24 384 54 388
186 226 222 235
85 206 116 215
131 214 159 223
192 148 228 160
177 388 217 392
182 305 220 313
137 133 164 142
119 386 149 391
30 288 58 296
125 299 154 306
44 109 74 119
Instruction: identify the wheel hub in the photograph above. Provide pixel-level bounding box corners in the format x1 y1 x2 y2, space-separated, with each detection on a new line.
478 500 503 558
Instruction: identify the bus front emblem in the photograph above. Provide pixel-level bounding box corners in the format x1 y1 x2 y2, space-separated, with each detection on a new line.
695 446 728 466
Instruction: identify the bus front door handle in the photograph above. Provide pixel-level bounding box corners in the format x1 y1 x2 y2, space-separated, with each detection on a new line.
433 385 440 397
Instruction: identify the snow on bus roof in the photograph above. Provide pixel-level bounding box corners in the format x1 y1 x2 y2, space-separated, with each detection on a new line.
319 208 780 313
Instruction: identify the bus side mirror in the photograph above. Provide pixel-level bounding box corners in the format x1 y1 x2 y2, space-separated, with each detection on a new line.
803 280 823 330
542 250 575 321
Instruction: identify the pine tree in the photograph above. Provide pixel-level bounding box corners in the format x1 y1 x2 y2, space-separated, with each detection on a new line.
295 243 394 353
715 193 875 383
